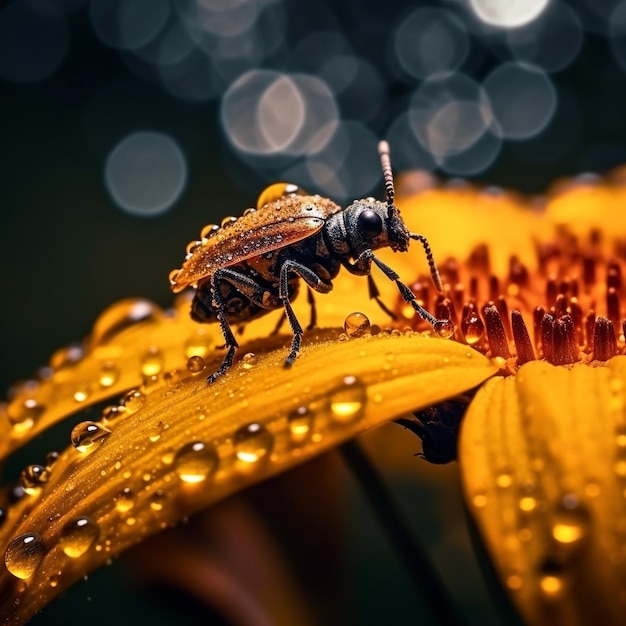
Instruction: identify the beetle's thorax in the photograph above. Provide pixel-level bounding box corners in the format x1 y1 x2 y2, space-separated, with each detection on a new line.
324 198 410 260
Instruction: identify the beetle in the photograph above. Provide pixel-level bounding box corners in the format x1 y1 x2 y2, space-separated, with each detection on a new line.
169 141 448 383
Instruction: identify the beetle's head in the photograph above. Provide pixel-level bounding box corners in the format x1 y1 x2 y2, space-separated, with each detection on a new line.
343 198 410 254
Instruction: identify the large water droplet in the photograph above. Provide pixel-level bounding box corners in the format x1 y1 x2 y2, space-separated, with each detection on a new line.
434 319 455 339
91 299 162 345
20 464 50 495
174 441 218 483
461 315 484 345
70 421 112 453
329 376 366 423
234 423 274 463
343 312 371 338
59 517 100 558
4 533 45 579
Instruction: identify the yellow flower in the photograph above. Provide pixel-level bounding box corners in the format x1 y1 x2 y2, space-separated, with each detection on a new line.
1 169 626 624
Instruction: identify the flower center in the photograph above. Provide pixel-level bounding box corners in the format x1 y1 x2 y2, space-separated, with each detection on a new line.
396 229 624 372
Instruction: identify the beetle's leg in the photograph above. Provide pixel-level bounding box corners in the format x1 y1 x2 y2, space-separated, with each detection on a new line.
409 233 444 293
207 271 240 383
279 260 331 367
367 274 397 320
306 287 317 330
354 250 439 326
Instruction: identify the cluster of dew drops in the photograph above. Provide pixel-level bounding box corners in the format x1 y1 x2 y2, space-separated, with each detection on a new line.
0 299 374 587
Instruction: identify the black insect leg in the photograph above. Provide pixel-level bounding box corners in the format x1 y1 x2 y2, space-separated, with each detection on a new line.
207 271 239 383
367 274 397 321
355 250 439 326
279 260 331 367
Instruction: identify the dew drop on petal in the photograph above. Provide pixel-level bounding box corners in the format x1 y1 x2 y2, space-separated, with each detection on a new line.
329 375 367 423
20 464 50 495
174 441 218 483
233 423 274 463
434 319 455 339
550 494 590 546
98 362 119 388
141 348 164 376
241 353 258 370
4 533 45 579
186 355 205 373
70 421 112 453
91 299 162 345
343 312 371 338
59 517 100 558
122 389 146 412
288 406 312 443
114 488 136 513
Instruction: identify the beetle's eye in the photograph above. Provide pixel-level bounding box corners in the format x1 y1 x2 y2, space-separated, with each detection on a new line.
357 209 383 237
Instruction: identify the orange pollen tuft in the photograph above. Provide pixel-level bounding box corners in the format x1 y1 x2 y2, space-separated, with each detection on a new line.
396 231 626 373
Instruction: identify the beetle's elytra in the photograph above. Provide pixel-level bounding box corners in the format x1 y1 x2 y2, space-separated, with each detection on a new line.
170 141 447 383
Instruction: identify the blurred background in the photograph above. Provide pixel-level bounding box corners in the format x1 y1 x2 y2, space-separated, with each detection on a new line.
1 0 625 623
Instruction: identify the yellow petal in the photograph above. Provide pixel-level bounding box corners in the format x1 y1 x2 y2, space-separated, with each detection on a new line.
0 329 497 624
460 357 626 626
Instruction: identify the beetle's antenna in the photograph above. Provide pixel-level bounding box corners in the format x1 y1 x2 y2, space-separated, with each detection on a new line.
378 140 395 218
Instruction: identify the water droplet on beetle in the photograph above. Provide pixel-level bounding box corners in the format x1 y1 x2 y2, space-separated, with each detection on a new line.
70 421 111 453
329 376 366 423
234 423 273 463
174 442 218 483
4 533 45 579
343 312 371 338
59 517 99 558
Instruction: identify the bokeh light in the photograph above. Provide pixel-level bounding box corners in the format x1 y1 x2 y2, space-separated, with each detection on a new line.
0 2 69 84
104 131 187 216
483 62 557 139
468 0 551 29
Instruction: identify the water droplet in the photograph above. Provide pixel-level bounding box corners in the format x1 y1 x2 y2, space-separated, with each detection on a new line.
114 488 135 513
288 406 312 443
49 574 59 588
8 398 44 434
45 451 59 468
4 533 45 579
122 389 146 412
617 425 626 448
233 423 274 463
551 494 590 546
49 343 84 370
101 405 127 423
221 216 238 229
98 362 119 388
434 319 454 339
472 492 488 508
148 423 164 443
256 183 305 209
174 441 218 483
59 517 99 558
241 353 257 369
91 299 162 345
186 355 205 373
506 574 523 590
141 348 163 376
343 312 371 338
20 465 50 495
73 386 90 403
538 558 565 597
70 421 112 453
149 490 167 511
200 223 219 239
462 315 484 345
329 376 366 423
184 329 212 359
